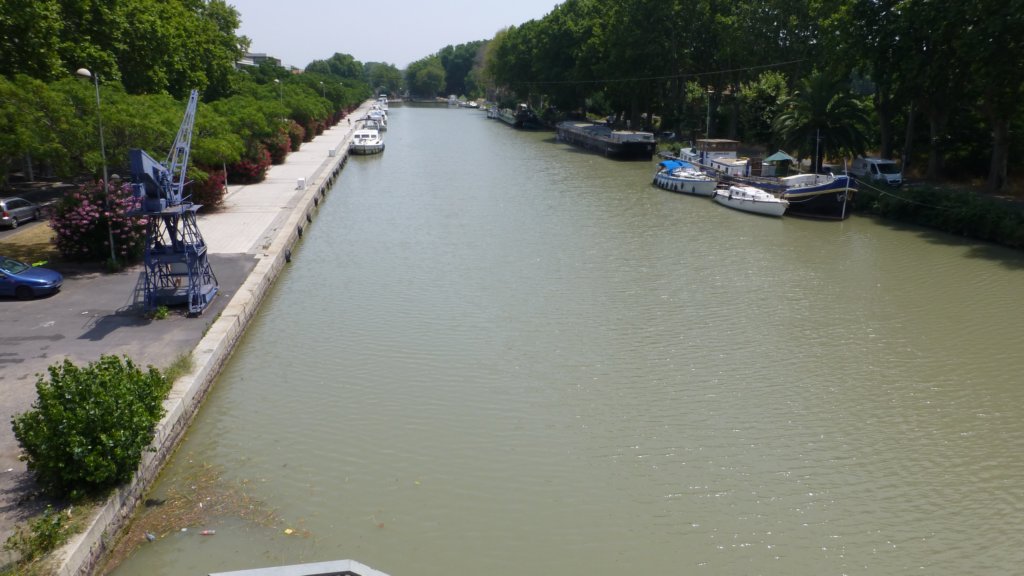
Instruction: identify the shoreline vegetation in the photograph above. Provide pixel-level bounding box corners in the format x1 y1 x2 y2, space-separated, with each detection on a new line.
853 181 1024 250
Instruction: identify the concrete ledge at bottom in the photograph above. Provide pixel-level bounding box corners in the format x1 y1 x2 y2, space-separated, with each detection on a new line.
208 559 390 576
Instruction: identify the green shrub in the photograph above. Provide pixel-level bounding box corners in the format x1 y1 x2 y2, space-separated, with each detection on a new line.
11 356 172 501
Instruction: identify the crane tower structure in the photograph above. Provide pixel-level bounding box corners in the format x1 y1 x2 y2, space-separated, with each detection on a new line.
128 90 218 315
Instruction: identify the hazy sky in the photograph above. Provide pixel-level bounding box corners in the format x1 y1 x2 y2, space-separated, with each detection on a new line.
228 0 563 69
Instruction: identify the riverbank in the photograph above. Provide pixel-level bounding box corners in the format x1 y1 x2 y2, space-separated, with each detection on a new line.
852 180 1024 249
0 99 377 575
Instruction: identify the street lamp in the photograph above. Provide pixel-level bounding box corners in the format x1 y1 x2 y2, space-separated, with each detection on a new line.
319 81 325 98
705 87 715 139
273 78 282 102
76 67 117 265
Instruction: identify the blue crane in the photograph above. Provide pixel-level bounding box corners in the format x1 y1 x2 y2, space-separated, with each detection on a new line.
128 90 218 315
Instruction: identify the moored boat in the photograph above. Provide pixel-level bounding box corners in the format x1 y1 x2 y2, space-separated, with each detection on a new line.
675 139 855 219
712 184 788 217
556 121 656 160
366 107 387 131
497 107 516 125
496 103 544 129
776 173 855 220
350 119 385 155
652 159 717 196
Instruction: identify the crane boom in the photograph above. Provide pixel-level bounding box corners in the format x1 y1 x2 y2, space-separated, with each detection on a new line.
129 90 198 211
165 90 198 205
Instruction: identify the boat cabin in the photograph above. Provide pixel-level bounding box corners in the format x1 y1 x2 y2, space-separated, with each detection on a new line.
209 559 389 576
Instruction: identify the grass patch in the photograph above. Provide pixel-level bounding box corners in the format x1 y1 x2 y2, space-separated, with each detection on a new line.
163 353 194 383
1 501 97 576
0 224 59 264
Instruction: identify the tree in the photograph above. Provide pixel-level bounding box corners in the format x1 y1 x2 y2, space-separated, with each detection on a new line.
961 0 1024 192
0 0 65 80
0 75 84 184
821 0 906 158
773 70 870 172
405 56 446 98
364 62 404 96
192 0 248 100
0 0 246 98
306 52 363 79
438 41 486 98
737 71 789 148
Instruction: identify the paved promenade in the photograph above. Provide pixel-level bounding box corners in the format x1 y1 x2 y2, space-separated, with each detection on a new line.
0 100 374 573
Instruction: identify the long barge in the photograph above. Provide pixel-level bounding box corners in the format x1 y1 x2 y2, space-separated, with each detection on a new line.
556 121 656 160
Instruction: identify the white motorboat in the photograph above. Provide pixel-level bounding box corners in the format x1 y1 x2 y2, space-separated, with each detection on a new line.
712 184 788 217
652 159 717 196
366 107 387 131
350 127 384 155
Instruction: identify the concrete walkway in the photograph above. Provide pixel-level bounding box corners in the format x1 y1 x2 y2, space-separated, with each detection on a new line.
201 118 353 255
0 99 375 574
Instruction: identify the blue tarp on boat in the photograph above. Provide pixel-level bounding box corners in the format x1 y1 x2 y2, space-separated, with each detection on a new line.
658 159 695 170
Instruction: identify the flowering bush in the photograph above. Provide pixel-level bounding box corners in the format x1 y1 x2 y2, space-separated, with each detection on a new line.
227 147 271 184
188 168 227 208
50 181 148 263
288 120 306 149
266 126 291 164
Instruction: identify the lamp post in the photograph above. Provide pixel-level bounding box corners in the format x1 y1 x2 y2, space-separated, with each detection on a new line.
76 68 117 265
705 87 715 139
274 78 282 102
319 81 325 98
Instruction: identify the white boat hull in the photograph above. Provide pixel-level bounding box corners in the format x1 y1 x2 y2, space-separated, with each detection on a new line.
653 172 717 196
350 143 385 155
712 186 788 217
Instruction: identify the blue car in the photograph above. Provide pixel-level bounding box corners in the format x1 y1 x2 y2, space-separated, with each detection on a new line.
0 256 63 299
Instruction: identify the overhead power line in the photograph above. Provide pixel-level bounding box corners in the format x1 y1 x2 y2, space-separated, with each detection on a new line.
504 59 807 87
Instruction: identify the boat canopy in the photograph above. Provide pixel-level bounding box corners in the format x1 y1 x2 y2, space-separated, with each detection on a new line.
658 159 696 171
764 150 797 163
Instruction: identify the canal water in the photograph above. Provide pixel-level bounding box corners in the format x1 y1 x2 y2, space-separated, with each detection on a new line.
110 106 1024 575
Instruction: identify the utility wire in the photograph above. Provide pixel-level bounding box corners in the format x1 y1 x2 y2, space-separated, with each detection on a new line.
858 180 954 211
504 59 807 86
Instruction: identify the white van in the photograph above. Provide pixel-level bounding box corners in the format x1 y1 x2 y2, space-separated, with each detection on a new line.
850 157 902 186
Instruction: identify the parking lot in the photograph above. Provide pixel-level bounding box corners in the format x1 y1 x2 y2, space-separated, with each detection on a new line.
0 241 255 537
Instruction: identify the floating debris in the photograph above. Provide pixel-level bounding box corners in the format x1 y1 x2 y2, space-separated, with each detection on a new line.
101 461 282 573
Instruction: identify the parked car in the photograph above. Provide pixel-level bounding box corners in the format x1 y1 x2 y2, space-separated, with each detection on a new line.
0 196 42 228
850 157 903 187
0 256 63 299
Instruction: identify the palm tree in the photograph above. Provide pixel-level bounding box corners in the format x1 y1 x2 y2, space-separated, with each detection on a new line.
773 70 871 173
